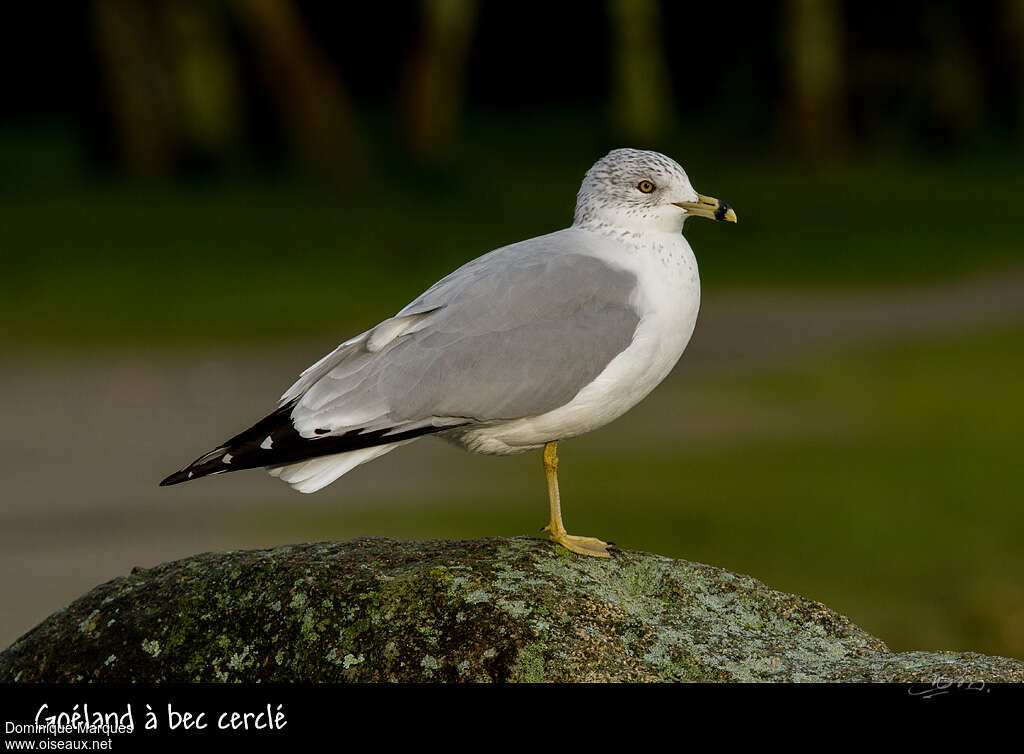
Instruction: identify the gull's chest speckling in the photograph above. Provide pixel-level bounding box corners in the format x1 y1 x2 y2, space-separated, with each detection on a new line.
448 230 701 455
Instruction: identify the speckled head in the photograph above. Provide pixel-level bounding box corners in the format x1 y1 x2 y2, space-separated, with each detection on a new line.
573 148 736 234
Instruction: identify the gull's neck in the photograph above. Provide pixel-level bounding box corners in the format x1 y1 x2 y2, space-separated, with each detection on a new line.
573 201 685 236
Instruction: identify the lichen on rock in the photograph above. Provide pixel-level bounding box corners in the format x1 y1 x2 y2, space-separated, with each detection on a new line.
2 537 1021 683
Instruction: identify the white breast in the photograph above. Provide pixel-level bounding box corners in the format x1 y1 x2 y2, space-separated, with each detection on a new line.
450 229 701 455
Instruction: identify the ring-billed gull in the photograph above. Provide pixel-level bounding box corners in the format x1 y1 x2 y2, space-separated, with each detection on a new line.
161 148 736 557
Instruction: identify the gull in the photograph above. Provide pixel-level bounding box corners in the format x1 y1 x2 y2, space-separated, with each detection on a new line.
160 148 736 558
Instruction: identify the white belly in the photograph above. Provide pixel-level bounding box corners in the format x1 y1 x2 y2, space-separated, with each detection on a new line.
447 231 701 455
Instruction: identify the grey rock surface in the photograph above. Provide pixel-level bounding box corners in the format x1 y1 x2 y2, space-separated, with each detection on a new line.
2 537 1021 682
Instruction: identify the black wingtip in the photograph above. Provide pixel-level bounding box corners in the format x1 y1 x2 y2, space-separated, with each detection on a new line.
159 446 230 487
157 396 466 490
159 469 191 487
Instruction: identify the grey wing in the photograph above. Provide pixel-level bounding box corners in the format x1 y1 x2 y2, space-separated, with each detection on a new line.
283 230 641 439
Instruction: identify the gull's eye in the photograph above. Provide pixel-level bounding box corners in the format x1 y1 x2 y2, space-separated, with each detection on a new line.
637 180 656 194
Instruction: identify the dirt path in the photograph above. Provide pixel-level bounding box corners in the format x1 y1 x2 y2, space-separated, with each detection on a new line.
690 264 1024 370
2 267 1023 648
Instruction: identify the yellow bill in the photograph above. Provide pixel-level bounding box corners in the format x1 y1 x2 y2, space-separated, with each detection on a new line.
673 194 737 223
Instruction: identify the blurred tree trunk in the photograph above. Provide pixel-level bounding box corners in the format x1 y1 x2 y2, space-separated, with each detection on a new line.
781 0 847 159
91 0 243 178
91 0 178 178
923 5 983 147
1008 0 1024 146
231 0 357 181
608 0 674 144
399 0 477 162
161 0 242 164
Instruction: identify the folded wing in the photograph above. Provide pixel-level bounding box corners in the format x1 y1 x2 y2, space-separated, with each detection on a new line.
291 230 641 433
160 230 641 488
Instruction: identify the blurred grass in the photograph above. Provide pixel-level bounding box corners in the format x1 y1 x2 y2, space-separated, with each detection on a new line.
2 123 1023 346
228 325 1024 656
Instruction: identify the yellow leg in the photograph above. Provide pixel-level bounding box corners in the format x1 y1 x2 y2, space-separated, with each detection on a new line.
541 441 612 558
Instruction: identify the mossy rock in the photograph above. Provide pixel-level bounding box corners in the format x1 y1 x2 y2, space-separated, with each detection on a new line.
2 537 1022 682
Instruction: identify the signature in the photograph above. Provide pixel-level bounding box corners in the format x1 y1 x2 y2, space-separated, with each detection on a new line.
907 676 989 699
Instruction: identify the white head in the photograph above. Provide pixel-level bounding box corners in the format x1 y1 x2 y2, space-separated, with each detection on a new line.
573 148 736 234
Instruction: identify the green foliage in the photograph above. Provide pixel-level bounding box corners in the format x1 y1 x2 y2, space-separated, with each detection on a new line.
2 126 1023 345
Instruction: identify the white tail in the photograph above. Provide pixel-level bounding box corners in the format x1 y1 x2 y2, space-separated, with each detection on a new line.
265 441 411 493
